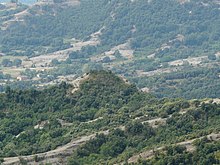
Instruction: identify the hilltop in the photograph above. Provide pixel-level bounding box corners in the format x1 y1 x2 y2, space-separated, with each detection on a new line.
0 71 220 164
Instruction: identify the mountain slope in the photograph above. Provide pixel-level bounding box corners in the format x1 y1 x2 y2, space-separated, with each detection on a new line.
0 71 220 164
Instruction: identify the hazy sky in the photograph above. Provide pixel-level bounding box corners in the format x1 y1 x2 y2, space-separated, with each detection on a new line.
0 0 36 4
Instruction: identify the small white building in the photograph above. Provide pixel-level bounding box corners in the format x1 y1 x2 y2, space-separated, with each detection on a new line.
17 76 29 81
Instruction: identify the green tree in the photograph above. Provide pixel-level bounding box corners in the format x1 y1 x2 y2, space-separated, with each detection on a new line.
51 59 60 66
13 59 22 67
2 59 12 67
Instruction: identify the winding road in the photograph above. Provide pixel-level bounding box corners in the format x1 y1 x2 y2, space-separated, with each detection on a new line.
127 132 220 164
3 130 109 165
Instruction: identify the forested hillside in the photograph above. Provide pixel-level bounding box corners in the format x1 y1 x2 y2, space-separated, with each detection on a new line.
1 1 220 164
0 71 220 164
0 0 220 98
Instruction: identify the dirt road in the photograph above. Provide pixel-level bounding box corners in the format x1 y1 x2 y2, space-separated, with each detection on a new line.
3 130 109 165
127 132 220 164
